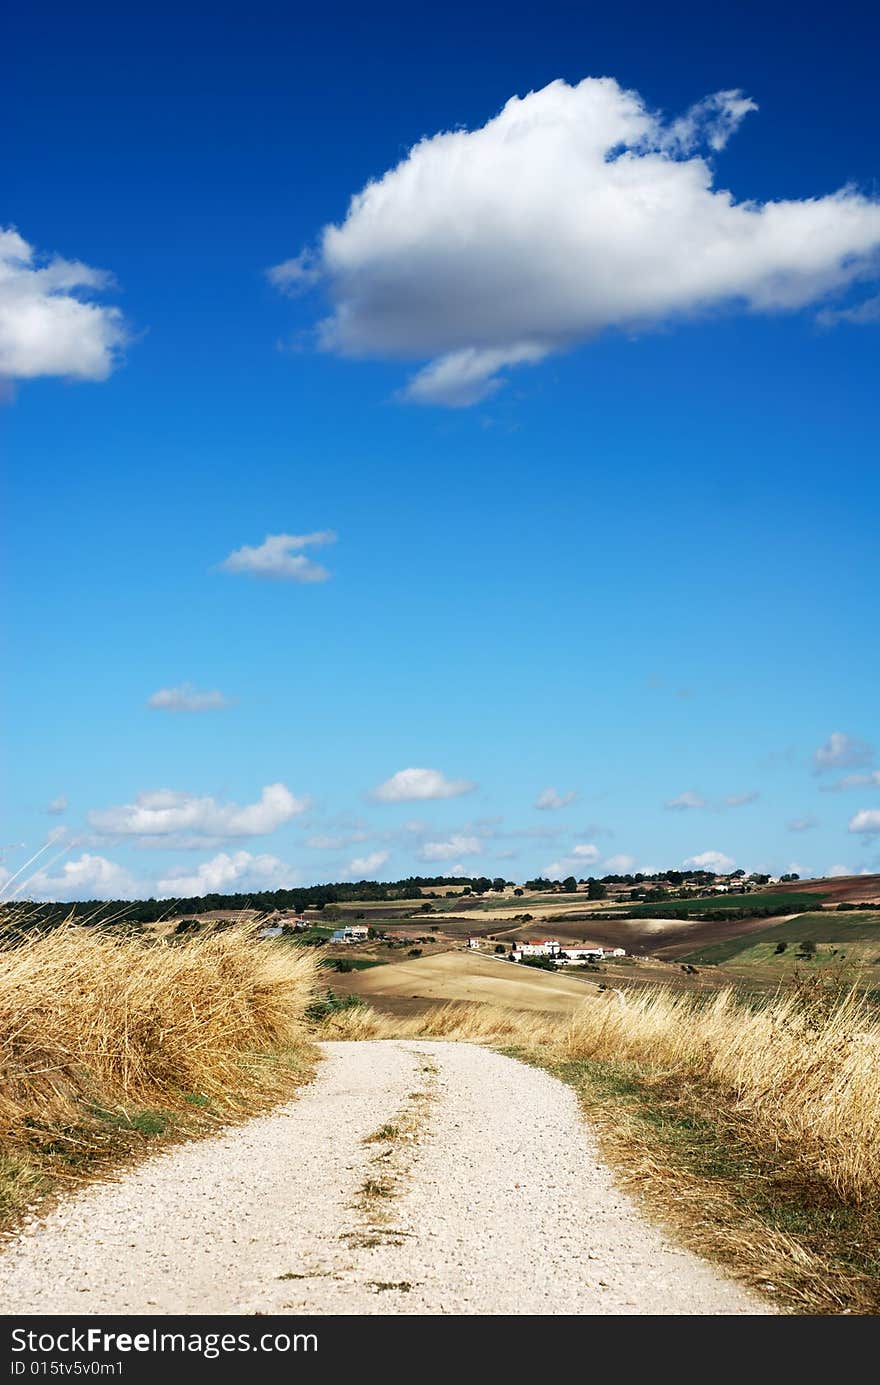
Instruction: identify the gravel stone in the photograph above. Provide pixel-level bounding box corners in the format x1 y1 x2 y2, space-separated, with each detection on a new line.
0 1041 770 1315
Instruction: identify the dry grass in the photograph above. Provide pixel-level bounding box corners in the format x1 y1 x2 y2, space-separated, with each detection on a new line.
0 923 318 1222
323 982 880 1203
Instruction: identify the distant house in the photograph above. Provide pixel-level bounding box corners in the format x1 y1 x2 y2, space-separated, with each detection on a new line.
559 947 605 964
331 924 370 943
467 937 481 949
515 939 560 958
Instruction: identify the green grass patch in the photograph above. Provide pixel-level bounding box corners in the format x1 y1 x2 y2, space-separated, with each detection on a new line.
624 890 826 921
318 956 387 971
683 911 880 965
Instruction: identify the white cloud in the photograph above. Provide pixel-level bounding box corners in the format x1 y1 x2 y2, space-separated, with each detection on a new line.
827 863 853 878
604 853 636 871
147 682 230 713
342 850 390 879
371 767 476 802
544 842 601 876
817 294 880 328
274 77 880 406
88 782 308 844
26 853 139 901
419 835 482 862
46 795 68 816
265 251 321 296
849 809 880 836
0 228 128 386
534 787 577 811
219 531 336 582
725 791 759 807
157 851 298 898
787 816 818 832
665 790 706 811
818 769 880 793
683 850 735 871
813 731 874 774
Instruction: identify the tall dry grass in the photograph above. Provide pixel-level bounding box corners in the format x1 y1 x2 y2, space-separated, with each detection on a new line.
0 924 317 1198
320 982 880 1204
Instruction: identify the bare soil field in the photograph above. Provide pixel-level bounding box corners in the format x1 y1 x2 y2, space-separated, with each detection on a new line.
778 874 880 904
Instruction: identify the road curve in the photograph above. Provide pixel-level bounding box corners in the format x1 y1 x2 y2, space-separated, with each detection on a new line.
0 1041 769 1315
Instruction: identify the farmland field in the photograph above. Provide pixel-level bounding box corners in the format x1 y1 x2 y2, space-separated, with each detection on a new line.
682 910 880 965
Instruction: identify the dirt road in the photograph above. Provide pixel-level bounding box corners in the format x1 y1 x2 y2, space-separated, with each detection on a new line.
0 1042 769 1315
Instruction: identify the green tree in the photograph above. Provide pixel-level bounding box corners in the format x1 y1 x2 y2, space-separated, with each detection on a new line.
562 876 578 894
587 879 607 900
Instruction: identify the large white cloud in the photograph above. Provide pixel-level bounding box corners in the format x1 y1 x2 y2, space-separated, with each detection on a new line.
0 227 128 384
272 78 880 405
25 853 139 901
370 767 476 802
147 683 230 713
157 851 298 897
219 531 336 582
88 782 308 844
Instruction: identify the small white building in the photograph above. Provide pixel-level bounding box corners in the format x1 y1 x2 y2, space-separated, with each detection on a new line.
467 937 481 949
558 946 605 964
331 924 370 943
515 939 561 958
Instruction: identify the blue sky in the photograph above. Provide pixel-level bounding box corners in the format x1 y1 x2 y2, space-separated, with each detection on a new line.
3 0 879 900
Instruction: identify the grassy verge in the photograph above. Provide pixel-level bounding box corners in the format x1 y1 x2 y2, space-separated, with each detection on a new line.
0 923 318 1229
525 1055 880 1314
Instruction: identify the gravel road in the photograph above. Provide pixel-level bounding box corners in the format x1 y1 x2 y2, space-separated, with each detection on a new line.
0 1041 769 1315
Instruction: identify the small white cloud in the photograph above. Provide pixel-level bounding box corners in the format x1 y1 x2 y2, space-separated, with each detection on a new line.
813 731 874 774
0 227 128 386
817 293 880 328
534 787 577 811
725 791 759 808
371 767 476 803
279 77 880 406
787 816 818 832
849 809 880 836
818 769 880 793
544 842 600 876
26 853 139 901
665 790 706 811
219 531 336 583
147 682 230 713
157 851 298 897
88 782 308 844
604 853 636 871
683 850 735 871
419 835 482 862
827 863 853 878
342 850 390 879
265 251 322 296
46 795 68 816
